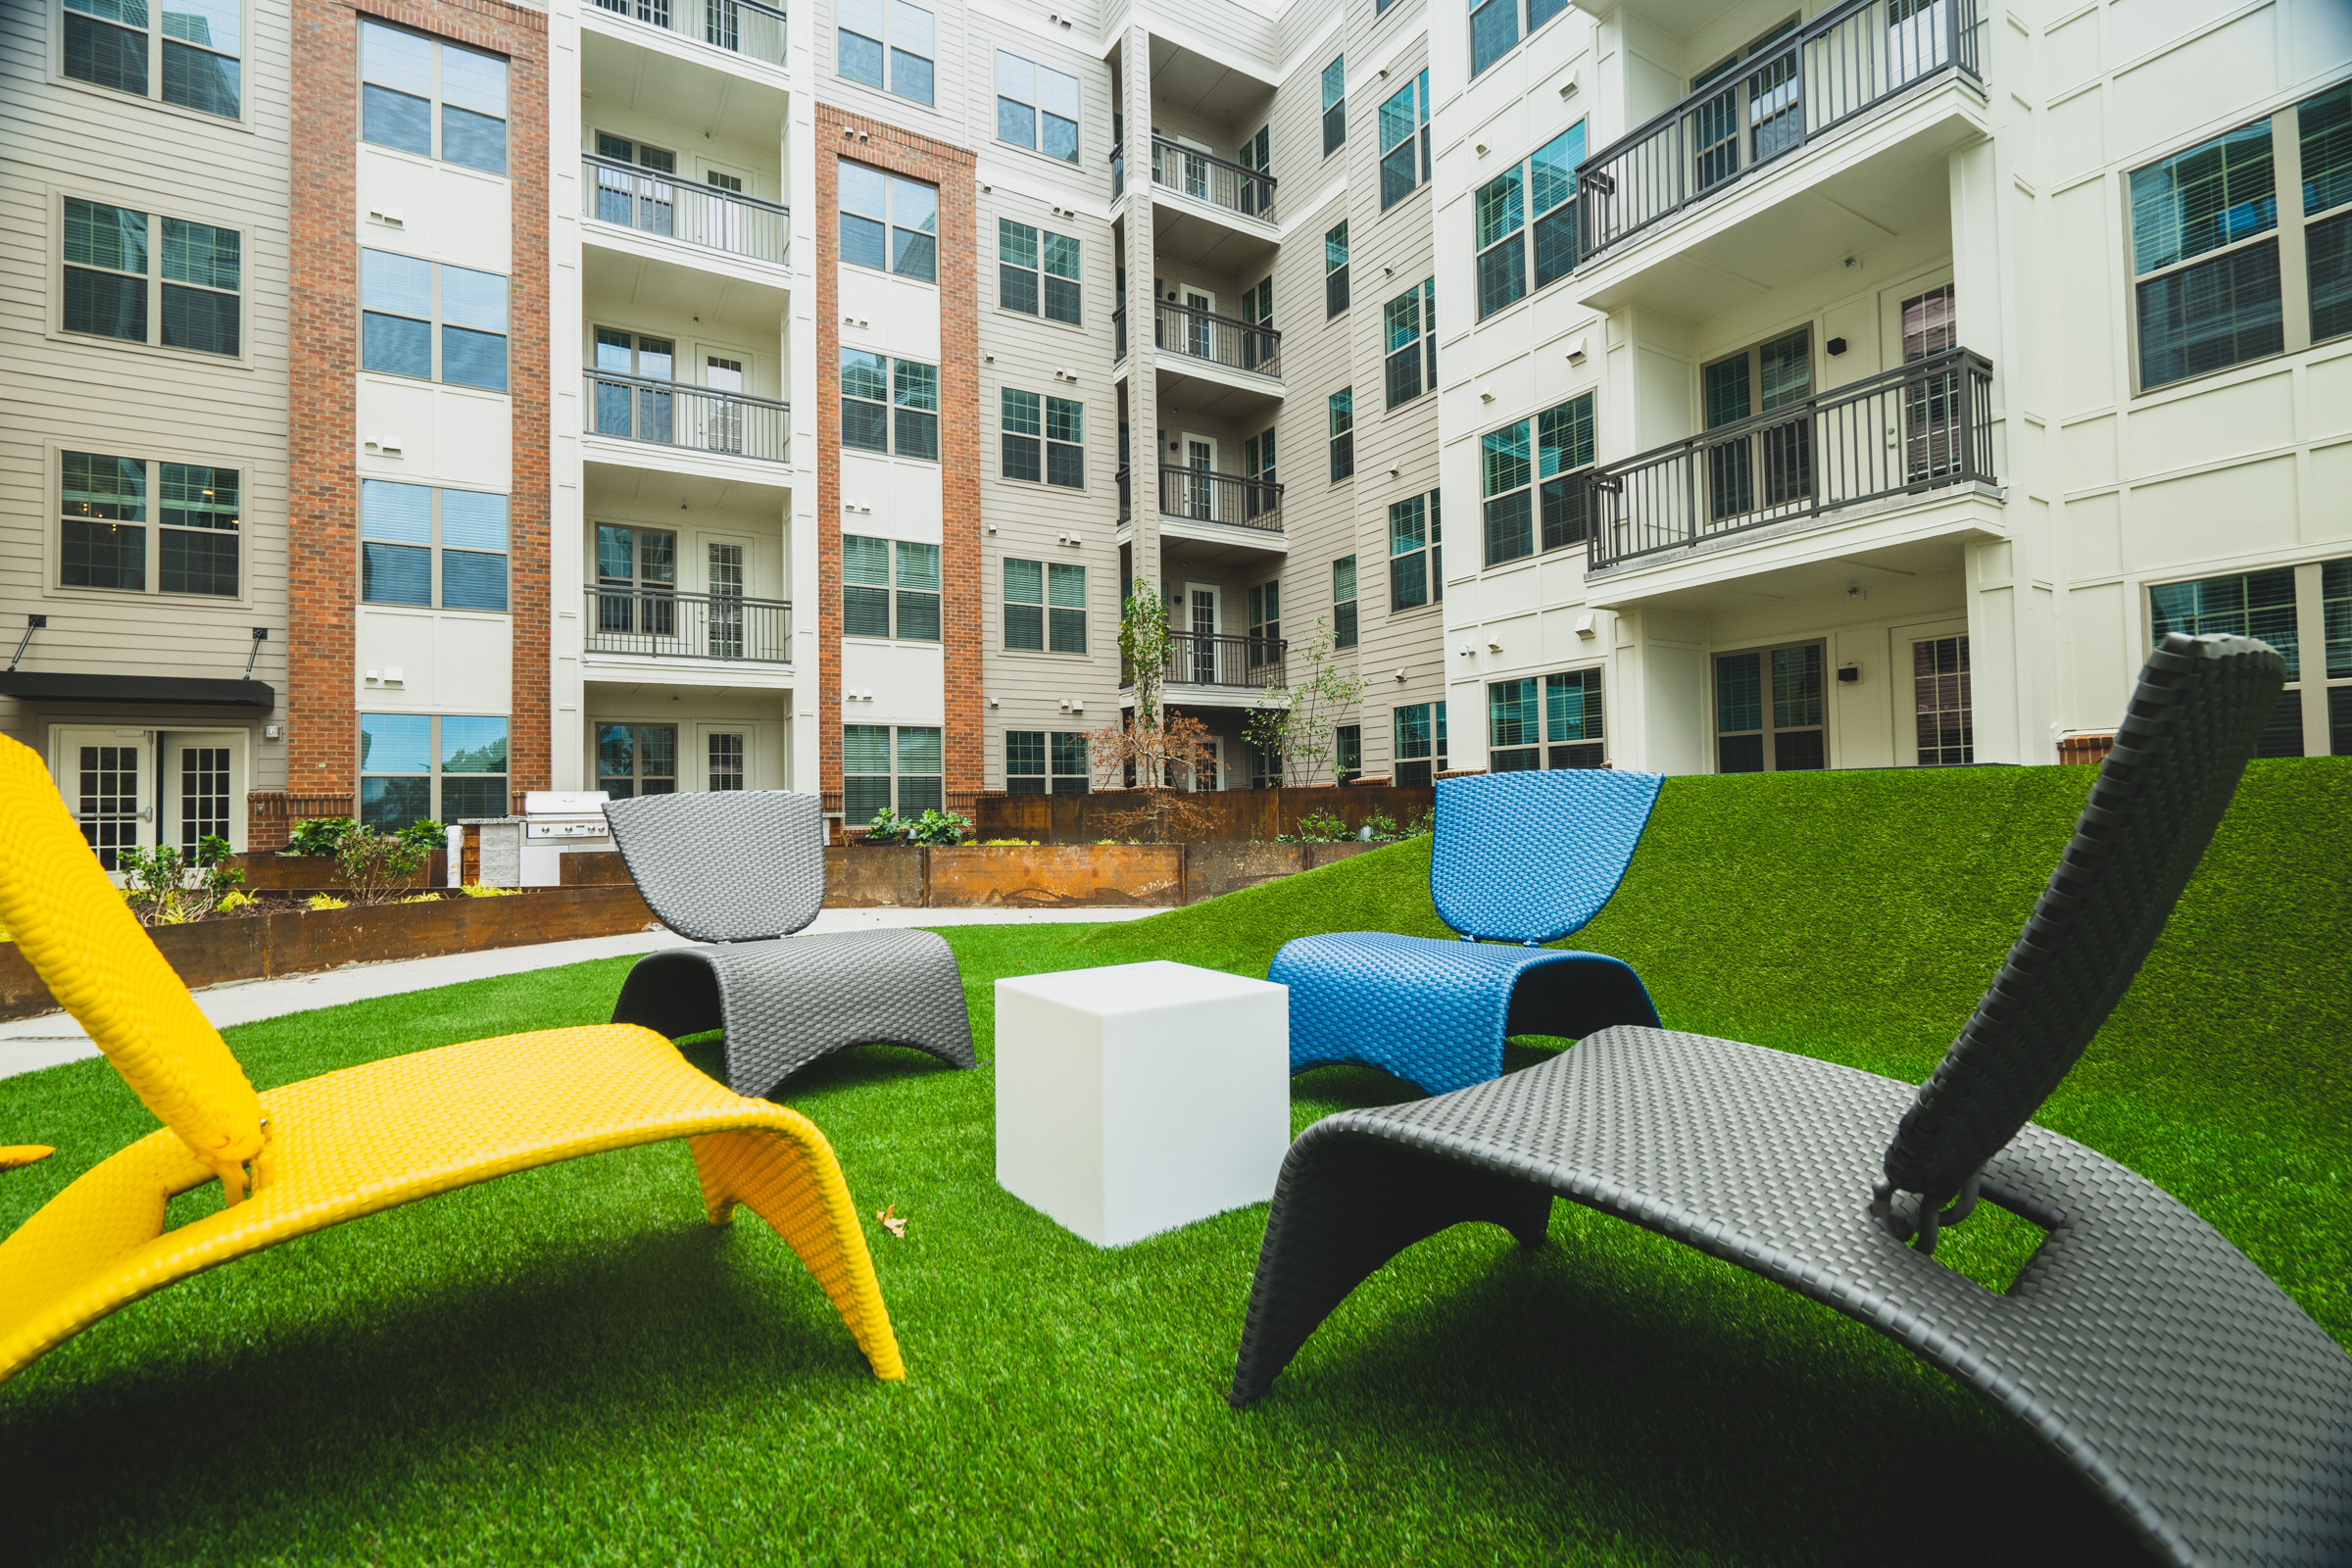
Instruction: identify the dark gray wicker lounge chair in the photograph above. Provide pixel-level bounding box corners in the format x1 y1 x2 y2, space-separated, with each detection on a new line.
1229 633 2352 1568
603 791 974 1098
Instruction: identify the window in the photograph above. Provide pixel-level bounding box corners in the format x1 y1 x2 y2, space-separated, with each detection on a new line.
1006 731 1091 794
1329 390 1354 480
1002 390 1084 487
1326 221 1350 317
1003 559 1087 654
361 20 507 175
361 481 509 611
2149 560 2352 756
362 713 508 829
841 350 941 459
1335 724 1362 784
1236 125 1272 218
1388 492 1443 611
1701 327 1814 515
843 535 941 641
362 249 507 391
1394 701 1448 788
1000 220 1082 322
1322 56 1347 156
1383 278 1437 408
837 0 933 105
1476 125 1584 318
1378 70 1432 208
590 722 676 801
1248 580 1281 658
1332 557 1359 649
65 0 241 117
839 162 938 282
61 197 240 356
1715 642 1825 772
1480 394 1595 566
996 51 1078 163
845 724 942 819
1472 0 1570 77
708 733 747 791
2129 83 2352 392
59 450 239 597
1488 670 1604 770
594 523 675 638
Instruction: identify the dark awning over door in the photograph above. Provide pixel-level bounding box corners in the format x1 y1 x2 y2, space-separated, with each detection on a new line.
0 673 276 710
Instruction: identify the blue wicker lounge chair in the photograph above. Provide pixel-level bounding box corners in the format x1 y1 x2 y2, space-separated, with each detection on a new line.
1230 634 2352 1568
1267 769 1664 1095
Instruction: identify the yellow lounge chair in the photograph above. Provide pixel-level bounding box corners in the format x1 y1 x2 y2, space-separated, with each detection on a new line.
0 735 904 1388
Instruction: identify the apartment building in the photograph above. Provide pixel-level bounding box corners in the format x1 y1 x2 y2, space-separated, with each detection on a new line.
1434 0 2352 773
11 0 2334 873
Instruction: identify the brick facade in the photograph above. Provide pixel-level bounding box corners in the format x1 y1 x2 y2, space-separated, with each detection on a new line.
286 0 550 808
812 106 983 806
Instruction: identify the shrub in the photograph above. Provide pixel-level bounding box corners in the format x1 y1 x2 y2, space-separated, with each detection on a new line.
334 826 428 906
117 836 243 925
307 894 349 911
282 817 355 858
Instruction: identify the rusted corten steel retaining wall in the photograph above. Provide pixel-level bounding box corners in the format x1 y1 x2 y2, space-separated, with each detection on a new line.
0 886 657 1022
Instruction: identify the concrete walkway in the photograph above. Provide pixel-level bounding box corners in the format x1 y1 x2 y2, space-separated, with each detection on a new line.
0 906 1168 1082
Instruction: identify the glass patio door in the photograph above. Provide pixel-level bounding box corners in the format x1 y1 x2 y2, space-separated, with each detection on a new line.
55 727 152 871
1187 585 1219 684
708 540 745 659
704 355 746 453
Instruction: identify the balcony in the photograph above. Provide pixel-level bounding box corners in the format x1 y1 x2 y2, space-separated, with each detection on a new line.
584 586 791 662
588 0 785 70
1158 467 1282 532
582 370 790 466
1588 348 1994 572
1144 136 1276 223
1153 301 1281 381
582 154 789 267
1572 0 1983 309
1128 632 1288 694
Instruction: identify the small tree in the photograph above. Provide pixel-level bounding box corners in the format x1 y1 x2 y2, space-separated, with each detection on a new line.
1085 713 1227 843
1243 613 1368 787
1118 582 1171 730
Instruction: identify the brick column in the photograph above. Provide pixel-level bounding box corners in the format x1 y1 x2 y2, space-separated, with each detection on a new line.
287 0 550 806
811 107 982 805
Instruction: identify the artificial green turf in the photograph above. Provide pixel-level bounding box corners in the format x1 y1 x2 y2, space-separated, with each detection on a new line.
2 760 2345 1565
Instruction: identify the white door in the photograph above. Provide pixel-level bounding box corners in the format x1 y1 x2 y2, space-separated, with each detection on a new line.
703 353 747 453
1183 435 1219 520
699 725 751 791
1182 288 1215 360
1190 735 1223 792
1176 135 1213 199
703 166 748 253
1889 617 1973 766
52 726 154 872
159 730 247 855
1185 582 1220 684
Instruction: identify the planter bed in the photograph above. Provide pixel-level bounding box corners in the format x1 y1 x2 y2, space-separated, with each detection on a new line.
562 842 1382 907
0 884 657 1023
226 851 450 895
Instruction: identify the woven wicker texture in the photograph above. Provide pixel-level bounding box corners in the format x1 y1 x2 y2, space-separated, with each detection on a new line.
1430 769 1663 944
611 927 977 1099
604 790 827 944
0 1025 904 1387
1230 1027 2352 1566
1268 767 1662 1093
0 736 265 1192
1230 636 2347 1565
1269 932 1658 1095
1884 632 2286 1210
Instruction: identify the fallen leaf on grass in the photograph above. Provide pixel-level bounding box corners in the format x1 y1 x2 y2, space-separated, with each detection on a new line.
875 1202 907 1239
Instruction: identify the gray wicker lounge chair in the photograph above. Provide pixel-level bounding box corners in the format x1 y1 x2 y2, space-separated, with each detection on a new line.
1229 633 2352 1568
603 791 974 1098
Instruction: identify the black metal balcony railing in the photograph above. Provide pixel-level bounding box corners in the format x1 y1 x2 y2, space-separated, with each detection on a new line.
592 0 785 67
1577 0 1980 267
1154 300 1282 378
583 154 789 264
1148 136 1277 221
1154 632 1287 690
1589 347 1994 570
1158 466 1284 531
584 586 792 662
583 369 790 464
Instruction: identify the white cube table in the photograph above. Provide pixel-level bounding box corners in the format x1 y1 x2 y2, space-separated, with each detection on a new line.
995 960 1290 1248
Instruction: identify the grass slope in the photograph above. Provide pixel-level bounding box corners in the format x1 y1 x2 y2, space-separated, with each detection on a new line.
0 760 2344 1565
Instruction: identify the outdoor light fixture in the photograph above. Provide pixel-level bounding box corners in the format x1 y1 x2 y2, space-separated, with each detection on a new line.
1827 337 1848 356
1838 664 1861 683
